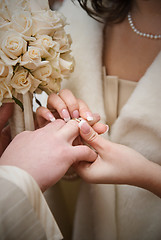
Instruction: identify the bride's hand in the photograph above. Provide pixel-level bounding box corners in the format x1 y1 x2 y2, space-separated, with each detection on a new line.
0 103 13 157
36 89 108 134
75 120 148 185
35 89 108 180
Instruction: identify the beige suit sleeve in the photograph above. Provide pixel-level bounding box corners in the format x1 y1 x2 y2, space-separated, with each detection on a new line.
0 166 63 240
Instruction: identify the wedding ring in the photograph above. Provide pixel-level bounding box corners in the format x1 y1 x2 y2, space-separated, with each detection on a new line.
72 117 83 123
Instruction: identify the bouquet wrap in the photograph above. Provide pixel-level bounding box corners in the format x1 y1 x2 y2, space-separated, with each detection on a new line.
9 92 34 138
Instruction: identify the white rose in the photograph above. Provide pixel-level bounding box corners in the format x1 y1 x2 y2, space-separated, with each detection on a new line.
0 1 11 21
49 52 74 79
0 81 12 106
11 10 32 37
0 49 20 66
0 60 13 84
0 60 9 77
49 53 61 79
32 10 66 36
48 46 60 58
10 67 31 94
22 46 41 61
30 35 56 57
40 77 61 94
0 0 29 22
28 0 49 12
11 67 41 95
59 56 74 76
0 16 11 31
20 46 48 70
32 63 52 81
48 78 61 93
28 73 41 93
1 31 27 61
54 29 72 53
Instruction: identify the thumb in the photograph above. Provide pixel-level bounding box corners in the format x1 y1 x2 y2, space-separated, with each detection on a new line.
78 119 106 154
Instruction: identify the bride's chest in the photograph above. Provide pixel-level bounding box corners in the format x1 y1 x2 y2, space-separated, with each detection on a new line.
104 22 161 82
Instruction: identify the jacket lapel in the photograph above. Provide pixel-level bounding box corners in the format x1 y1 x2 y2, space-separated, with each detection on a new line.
111 51 161 161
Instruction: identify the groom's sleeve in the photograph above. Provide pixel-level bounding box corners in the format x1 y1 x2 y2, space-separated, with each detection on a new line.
0 176 47 240
0 166 63 240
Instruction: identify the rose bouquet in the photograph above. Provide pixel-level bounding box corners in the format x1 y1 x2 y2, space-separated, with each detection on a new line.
0 0 74 137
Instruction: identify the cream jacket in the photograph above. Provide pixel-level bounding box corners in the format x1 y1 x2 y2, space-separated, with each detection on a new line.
0 166 62 240
59 1 161 240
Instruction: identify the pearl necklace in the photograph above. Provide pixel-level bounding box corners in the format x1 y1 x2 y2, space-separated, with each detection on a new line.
127 12 161 40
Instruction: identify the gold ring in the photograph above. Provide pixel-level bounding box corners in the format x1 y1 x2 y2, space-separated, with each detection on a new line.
72 117 83 123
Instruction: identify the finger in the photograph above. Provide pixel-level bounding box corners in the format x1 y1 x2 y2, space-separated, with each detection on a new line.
47 92 71 122
77 113 108 134
76 118 108 134
59 119 79 143
74 161 94 181
78 119 106 154
86 113 100 126
36 106 55 127
92 122 109 135
44 119 66 132
73 144 97 163
0 103 14 132
59 89 79 118
77 99 94 122
73 152 103 183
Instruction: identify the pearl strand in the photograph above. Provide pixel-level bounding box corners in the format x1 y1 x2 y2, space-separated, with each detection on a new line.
128 12 161 40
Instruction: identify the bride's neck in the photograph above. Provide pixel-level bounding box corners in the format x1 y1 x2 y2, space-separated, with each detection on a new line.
132 0 161 16
131 0 161 34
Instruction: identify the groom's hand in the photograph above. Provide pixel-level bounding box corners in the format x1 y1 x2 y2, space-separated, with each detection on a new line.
0 119 97 191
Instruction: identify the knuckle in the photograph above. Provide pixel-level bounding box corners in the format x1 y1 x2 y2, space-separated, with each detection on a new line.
54 119 65 127
77 98 84 104
68 119 79 129
36 106 48 115
46 119 65 129
58 89 64 96
59 90 78 110
87 131 98 142
59 88 71 97
78 98 88 107
47 93 58 104
48 92 57 100
68 102 78 110
66 120 79 135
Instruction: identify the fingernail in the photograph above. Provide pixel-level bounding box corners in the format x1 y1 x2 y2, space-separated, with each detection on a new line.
78 119 90 134
86 112 93 121
105 125 109 133
46 112 55 122
62 109 70 122
72 110 79 118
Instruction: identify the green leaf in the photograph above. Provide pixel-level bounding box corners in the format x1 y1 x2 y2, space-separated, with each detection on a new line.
12 96 24 112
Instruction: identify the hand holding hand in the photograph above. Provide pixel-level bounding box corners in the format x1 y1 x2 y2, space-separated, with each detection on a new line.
76 120 149 186
0 119 97 192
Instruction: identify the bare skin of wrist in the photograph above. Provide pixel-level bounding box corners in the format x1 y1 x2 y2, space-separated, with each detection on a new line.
134 158 161 198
